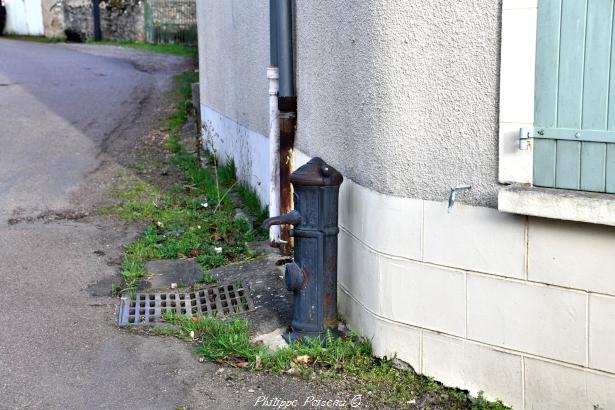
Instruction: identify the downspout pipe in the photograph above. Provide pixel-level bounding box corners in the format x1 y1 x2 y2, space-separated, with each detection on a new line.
270 0 278 67
276 0 295 97
267 67 281 245
268 0 295 246
268 0 281 245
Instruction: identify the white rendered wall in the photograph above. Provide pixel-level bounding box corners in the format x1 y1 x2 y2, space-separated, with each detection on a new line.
196 0 270 138
201 105 270 207
196 0 270 206
4 0 44 35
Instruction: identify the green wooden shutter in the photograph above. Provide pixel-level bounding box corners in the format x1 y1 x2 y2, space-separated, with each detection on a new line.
534 0 615 193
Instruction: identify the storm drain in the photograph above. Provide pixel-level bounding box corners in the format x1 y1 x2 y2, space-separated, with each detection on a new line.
118 284 255 326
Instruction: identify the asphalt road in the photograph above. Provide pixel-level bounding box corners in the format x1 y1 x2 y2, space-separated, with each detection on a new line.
0 40 143 217
0 40 352 410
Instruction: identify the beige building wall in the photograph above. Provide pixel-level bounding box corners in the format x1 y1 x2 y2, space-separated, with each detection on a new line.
294 0 501 208
293 1 615 408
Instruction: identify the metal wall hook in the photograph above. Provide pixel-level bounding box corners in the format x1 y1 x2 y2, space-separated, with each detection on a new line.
448 184 472 213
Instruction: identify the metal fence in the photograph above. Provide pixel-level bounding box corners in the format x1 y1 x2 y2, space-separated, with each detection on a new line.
144 0 197 45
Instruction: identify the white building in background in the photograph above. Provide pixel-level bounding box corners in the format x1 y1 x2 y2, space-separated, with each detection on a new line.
4 0 44 35
196 1 615 408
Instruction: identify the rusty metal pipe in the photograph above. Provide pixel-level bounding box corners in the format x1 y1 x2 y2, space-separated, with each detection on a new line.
269 0 296 251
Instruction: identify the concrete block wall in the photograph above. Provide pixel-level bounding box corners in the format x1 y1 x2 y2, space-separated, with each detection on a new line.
298 147 615 410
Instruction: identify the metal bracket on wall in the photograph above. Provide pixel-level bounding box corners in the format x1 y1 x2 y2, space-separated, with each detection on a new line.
448 185 472 213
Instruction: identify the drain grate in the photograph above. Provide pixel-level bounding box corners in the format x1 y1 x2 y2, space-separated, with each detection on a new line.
118 283 255 326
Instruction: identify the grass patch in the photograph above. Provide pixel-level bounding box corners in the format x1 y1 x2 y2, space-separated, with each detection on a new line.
0 35 196 57
236 182 269 223
102 70 265 294
86 40 197 57
161 314 510 409
201 271 217 285
1 34 65 43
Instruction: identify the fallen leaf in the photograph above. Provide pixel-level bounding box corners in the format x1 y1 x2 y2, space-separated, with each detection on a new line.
293 355 311 365
189 248 200 257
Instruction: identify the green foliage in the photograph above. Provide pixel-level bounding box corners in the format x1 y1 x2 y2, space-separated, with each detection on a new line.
201 271 217 285
236 182 269 223
472 392 510 410
151 326 181 337
161 315 512 409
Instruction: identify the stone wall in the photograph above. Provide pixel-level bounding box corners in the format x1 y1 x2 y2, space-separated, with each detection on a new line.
40 0 196 43
62 0 145 42
41 0 66 38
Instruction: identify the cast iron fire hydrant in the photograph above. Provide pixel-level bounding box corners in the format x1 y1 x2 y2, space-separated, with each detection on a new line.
262 157 343 343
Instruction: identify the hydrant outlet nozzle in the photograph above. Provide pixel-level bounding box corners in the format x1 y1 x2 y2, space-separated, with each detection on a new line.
261 210 302 230
285 262 304 291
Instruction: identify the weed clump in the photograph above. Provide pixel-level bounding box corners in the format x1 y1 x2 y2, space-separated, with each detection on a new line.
161 314 510 410
102 71 266 294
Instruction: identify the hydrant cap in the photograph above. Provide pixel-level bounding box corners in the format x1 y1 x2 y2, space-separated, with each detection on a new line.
290 157 343 187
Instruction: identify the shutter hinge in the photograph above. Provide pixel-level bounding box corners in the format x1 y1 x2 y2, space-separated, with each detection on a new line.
519 127 533 150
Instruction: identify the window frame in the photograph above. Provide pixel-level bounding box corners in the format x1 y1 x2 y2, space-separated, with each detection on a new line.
497 0 615 226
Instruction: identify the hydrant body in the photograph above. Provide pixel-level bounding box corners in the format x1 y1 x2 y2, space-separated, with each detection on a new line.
263 157 343 343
